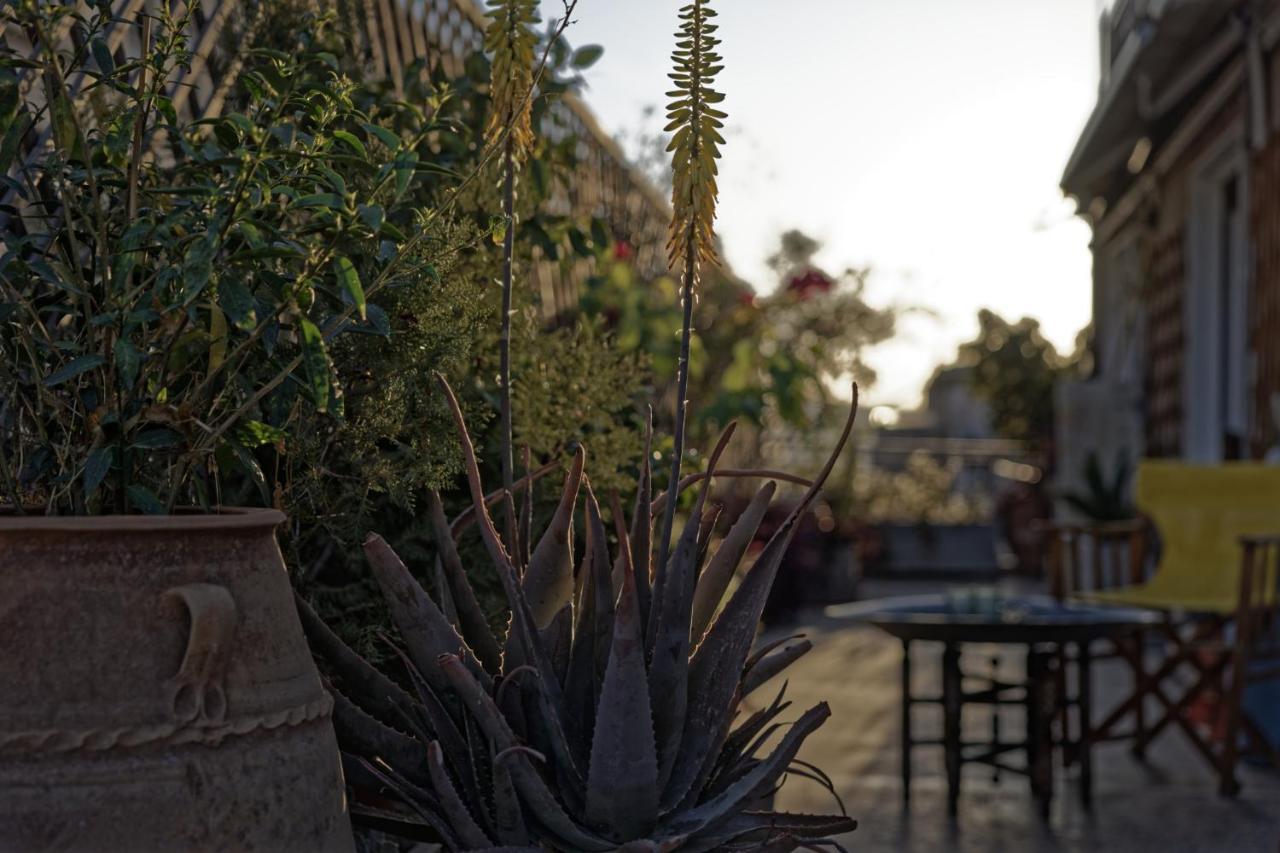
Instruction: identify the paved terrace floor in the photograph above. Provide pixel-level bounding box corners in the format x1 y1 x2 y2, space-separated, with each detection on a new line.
763 579 1280 853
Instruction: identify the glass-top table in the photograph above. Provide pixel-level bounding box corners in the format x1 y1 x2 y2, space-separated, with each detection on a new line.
828 592 1161 818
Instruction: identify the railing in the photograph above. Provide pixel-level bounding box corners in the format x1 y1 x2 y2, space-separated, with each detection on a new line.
1 0 673 312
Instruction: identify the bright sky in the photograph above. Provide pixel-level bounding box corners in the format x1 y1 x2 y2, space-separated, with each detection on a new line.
544 0 1103 409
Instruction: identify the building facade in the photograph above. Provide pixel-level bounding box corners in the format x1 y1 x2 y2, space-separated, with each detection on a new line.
1062 0 1280 466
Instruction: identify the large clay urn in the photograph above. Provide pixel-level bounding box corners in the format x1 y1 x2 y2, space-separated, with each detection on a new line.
0 509 353 851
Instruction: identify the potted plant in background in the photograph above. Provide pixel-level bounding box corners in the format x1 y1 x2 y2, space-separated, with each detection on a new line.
0 2 469 846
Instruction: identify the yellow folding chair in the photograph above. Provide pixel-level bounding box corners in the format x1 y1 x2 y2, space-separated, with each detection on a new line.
1050 462 1280 794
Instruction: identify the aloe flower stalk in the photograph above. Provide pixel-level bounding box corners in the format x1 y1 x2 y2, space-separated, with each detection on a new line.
484 0 540 547
657 0 727 586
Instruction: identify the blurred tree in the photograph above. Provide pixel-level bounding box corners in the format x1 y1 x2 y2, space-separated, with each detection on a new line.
579 229 894 452
959 309 1070 445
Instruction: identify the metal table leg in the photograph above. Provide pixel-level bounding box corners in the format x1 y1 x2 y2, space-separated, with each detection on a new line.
901 638 912 804
943 642 962 817
1077 640 1094 809
1026 647 1054 819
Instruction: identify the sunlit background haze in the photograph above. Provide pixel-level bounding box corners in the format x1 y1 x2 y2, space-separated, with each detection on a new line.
540 0 1104 410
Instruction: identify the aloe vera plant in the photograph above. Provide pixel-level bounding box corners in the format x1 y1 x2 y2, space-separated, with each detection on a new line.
303 375 858 851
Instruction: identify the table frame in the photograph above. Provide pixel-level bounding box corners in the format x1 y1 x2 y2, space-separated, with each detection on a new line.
900 637 1095 819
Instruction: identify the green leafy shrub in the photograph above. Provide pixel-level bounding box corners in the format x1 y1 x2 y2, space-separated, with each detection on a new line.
0 3 462 514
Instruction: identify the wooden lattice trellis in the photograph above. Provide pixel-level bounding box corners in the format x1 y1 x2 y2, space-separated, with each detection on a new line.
1250 128 1280 455
1 0 672 313
1143 229 1184 458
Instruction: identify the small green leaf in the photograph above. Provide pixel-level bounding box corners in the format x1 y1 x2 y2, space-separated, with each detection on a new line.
114 337 140 390
47 87 82 160
333 256 366 320
182 235 216 301
293 193 344 210
44 354 104 387
393 152 414 199
228 441 270 504
361 122 401 151
591 218 610 250
218 278 257 330
0 113 32 175
83 447 112 501
332 130 367 159
126 484 165 514
568 227 591 257
357 204 384 233
90 38 115 77
571 44 604 69
234 419 286 448
298 317 330 407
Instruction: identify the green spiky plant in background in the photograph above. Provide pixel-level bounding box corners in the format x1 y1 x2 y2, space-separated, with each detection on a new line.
307 1 859 849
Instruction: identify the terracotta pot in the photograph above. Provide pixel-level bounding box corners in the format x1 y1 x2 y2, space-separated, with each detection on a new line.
0 509 353 852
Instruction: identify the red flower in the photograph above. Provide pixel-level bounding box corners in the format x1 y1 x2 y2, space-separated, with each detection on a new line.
786 269 834 300
612 240 633 261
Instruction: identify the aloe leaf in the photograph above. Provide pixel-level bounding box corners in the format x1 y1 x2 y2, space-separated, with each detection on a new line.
379 642 478 804
439 655 612 852
585 522 659 837
429 490 504 673
294 593 419 723
426 741 492 849
449 459 560 540
647 496 702 785
540 604 573 687
666 387 857 808
742 639 812 698
436 375 584 790
695 502 724 575
689 482 776 646
650 468 812 518
524 447 584 628
350 753 453 844
521 446 535 569
715 681 792 777
647 422 736 655
682 811 856 852
630 408 655 629
329 686 430 788
364 533 490 694
564 484 613 765
607 489 634 607
583 483 616 676
648 423 735 788
490 751 528 847
661 703 832 839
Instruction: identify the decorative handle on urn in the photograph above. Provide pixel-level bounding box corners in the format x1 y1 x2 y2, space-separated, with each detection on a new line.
162 583 237 723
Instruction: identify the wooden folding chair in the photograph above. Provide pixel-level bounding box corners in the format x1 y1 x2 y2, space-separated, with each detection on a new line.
1047 462 1280 794
1043 519 1155 757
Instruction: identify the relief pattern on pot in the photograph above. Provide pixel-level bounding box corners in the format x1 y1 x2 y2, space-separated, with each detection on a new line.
0 582 335 755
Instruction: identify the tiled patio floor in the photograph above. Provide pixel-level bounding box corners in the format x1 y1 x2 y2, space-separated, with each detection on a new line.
763 579 1280 853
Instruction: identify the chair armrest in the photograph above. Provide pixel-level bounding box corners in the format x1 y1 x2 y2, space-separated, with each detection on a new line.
1036 519 1146 537
1041 517 1150 599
